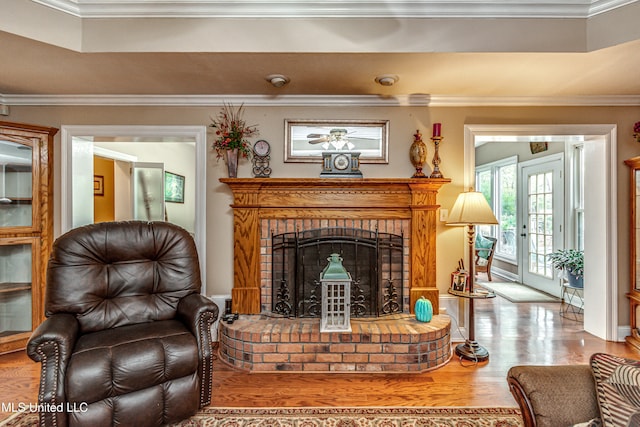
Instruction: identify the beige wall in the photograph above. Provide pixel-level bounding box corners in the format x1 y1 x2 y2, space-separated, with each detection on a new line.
5 104 640 327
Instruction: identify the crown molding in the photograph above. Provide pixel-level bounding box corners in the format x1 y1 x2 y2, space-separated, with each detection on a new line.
2 94 640 107
30 0 637 18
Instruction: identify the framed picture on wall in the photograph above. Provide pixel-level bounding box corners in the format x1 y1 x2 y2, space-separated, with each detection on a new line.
164 171 185 203
529 141 549 154
284 119 389 163
93 175 104 196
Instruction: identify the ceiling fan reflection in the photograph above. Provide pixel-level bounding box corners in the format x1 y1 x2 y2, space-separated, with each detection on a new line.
306 128 376 151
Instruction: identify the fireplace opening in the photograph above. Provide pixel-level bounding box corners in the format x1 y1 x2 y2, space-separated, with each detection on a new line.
271 227 404 318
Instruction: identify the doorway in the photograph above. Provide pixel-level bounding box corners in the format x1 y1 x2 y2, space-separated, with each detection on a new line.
465 124 617 341
60 125 208 292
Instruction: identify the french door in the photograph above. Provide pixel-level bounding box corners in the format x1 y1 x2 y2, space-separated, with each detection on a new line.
519 155 564 296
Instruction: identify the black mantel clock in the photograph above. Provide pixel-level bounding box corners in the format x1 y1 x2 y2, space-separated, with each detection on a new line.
320 151 363 178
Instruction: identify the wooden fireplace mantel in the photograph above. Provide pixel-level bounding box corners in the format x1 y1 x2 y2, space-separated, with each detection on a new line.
220 177 450 314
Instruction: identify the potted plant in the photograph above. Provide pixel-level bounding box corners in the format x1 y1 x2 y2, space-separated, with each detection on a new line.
547 249 584 288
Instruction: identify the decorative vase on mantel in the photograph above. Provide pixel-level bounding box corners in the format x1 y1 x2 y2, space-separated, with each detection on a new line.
225 148 239 178
409 129 428 178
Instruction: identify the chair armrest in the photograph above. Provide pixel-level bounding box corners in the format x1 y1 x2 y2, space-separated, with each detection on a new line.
26 313 80 427
177 293 219 407
27 312 79 366
507 365 599 427
177 293 219 337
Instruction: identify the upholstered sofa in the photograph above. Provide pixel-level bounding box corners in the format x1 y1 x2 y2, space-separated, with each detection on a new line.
508 353 640 427
27 221 219 427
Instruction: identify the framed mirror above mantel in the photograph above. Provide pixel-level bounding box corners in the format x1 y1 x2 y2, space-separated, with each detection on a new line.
220 177 450 315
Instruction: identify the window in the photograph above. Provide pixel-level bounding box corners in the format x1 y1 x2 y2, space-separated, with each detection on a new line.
572 144 585 250
476 156 518 261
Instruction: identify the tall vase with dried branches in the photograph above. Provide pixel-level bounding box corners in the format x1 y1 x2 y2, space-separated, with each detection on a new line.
210 103 258 177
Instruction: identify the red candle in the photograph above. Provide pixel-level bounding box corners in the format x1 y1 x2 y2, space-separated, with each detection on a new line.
433 123 441 137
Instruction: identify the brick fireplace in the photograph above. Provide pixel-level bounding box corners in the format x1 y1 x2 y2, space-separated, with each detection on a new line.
219 178 452 372
221 177 450 314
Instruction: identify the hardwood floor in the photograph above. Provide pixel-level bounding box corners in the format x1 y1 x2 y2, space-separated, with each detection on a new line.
1 295 639 421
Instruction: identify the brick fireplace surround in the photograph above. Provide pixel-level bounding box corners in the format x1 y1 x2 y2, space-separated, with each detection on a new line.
219 178 452 372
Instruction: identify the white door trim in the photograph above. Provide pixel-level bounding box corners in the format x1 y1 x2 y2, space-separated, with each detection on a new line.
464 124 618 341
60 125 208 294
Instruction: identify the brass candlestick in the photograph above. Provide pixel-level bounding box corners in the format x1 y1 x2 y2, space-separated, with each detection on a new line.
430 136 443 178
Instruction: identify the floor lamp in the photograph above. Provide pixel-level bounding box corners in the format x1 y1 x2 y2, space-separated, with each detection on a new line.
446 190 498 361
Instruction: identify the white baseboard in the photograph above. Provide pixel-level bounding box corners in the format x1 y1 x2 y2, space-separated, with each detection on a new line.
618 326 631 343
489 266 519 282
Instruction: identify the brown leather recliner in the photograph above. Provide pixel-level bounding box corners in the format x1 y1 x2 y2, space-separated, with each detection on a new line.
27 221 219 427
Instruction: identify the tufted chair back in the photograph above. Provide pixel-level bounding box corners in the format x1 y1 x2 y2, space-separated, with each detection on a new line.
45 220 201 333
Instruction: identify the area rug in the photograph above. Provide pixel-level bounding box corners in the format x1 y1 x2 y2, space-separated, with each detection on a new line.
0 406 523 426
477 282 560 303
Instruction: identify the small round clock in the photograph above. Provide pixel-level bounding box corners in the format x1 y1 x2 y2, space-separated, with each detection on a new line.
253 139 271 157
252 140 272 178
333 153 350 171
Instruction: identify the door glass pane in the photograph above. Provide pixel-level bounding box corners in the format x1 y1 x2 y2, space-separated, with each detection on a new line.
0 140 33 227
544 172 553 193
537 175 544 193
0 243 32 336
133 164 164 221
528 172 554 278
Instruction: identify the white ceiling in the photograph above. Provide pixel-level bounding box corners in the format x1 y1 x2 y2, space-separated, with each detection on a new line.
2 0 640 105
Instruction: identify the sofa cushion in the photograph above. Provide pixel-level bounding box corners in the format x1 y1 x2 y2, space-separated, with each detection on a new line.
66 319 198 405
590 353 640 427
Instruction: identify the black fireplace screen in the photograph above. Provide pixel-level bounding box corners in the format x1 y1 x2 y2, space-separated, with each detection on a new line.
271 227 404 318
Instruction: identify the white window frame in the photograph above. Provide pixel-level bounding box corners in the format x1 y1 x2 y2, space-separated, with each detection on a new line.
567 142 585 251
475 155 518 263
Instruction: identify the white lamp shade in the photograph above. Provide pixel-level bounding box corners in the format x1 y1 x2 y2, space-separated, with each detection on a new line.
446 191 499 226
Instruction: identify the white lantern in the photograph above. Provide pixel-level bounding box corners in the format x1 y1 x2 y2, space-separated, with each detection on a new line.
320 253 352 333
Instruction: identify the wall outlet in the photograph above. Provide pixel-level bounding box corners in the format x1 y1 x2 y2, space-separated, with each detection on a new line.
440 208 448 222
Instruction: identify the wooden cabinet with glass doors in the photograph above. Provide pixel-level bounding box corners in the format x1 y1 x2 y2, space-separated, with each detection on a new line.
0 121 57 354
626 156 640 350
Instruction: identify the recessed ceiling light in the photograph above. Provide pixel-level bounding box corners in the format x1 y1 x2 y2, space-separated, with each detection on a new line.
375 74 399 86
266 74 290 88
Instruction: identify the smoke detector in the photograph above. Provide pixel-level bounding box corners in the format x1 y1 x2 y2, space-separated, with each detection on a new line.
375 74 399 86
266 74 290 88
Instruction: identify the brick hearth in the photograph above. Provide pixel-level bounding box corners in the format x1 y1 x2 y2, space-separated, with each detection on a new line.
218 314 452 372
